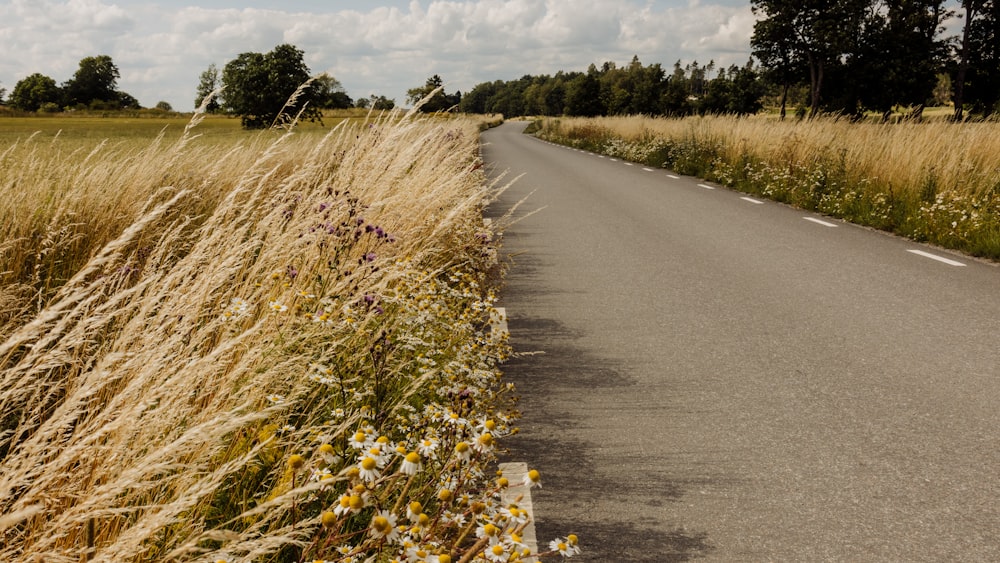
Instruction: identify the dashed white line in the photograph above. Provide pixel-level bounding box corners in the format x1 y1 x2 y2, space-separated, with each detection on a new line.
697 183 716 190
906 249 966 267
667 174 680 179
803 217 838 228
624 162 634 166
610 158 619 162
643 168 655 172
741 197 765 205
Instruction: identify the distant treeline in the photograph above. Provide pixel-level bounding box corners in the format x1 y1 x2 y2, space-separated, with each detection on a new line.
459 57 766 118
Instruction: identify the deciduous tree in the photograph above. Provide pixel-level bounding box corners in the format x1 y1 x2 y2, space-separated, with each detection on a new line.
221 44 320 129
9 73 61 112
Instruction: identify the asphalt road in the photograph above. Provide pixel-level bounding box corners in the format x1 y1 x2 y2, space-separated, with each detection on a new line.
482 121 1000 562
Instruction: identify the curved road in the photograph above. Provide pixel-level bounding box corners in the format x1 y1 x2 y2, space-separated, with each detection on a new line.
483 122 1000 561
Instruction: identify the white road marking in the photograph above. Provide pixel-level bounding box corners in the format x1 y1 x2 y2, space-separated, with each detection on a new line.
741 197 765 204
598 155 605 158
667 174 680 179
624 162 634 166
697 183 716 190
610 158 619 162
906 250 966 267
643 168 655 172
803 217 838 228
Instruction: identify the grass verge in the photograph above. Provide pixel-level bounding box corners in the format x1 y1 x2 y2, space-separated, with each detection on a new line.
535 115 1000 260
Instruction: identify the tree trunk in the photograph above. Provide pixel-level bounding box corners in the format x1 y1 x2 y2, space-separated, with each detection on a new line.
954 1 979 121
780 81 789 120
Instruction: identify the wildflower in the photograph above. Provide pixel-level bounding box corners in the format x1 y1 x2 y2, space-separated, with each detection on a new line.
454 442 472 462
348 430 370 450
268 300 288 313
473 432 494 454
298 289 315 299
485 543 508 562
523 468 541 489
321 510 337 528
549 535 580 557
443 411 467 428
358 455 381 482
418 436 440 459
288 454 306 471
400 451 422 476
278 424 296 434
406 501 423 523
369 510 399 542
220 297 251 321
317 443 338 465
265 394 285 405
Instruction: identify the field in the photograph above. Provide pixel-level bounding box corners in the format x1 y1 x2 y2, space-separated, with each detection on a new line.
0 111 558 562
535 115 1000 260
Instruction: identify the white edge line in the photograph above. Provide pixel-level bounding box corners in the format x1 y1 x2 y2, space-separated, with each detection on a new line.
499 462 539 559
907 249 966 267
740 197 765 205
803 217 838 228
697 183 716 190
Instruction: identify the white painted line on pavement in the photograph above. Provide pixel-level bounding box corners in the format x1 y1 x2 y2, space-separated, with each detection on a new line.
906 249 966 267
643 168 655 172
803 217 838 228
610 158 619 162
598 155 605 158
741 197 765 204
499 462 539 559
697 183 716 190
624 162 634 166
667 174 680 179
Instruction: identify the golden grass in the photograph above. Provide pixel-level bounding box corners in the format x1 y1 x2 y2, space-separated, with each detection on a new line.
551 114 1000 198
0 110 524 561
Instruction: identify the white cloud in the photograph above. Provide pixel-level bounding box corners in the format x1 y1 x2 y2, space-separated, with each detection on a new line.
1 0 757 111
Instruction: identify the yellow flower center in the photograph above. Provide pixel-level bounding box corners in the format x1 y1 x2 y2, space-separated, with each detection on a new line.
405 452 420 464
408 501 423 515
349 494 365 510
372 515 391 533
361 457 377 471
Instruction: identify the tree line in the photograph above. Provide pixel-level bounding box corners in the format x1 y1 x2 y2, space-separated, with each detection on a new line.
458 56 765 117
4 55 144 112
751 0 1000 120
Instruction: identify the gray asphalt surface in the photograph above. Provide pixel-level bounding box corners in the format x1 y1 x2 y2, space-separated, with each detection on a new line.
482 121 1000 562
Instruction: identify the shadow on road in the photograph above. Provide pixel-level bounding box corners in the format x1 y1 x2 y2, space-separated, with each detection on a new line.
500 312 715 562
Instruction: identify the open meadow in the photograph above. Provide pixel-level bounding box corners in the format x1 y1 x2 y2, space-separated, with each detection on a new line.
0 111 553 562
536 115 1000 260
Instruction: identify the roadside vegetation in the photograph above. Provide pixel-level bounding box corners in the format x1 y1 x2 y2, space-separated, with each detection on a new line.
534 115 1000 260
0 109 576 562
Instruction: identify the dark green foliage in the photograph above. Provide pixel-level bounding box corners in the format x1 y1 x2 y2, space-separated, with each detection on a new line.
9 73 61 112
406 75 461 112
63 55 122 108
221 44 322 129
195 63 222 113
461 56 767 118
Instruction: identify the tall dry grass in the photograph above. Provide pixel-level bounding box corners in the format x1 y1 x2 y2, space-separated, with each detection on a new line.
539 115 1000 258
0 110 540 562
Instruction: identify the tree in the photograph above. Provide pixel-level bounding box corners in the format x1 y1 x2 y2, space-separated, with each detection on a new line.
563 66 604 116
63 55 120 108
155 101 173 111
222 44 321 129
195 63 222 113
313 73 353 109
371 95 395 110
407 75 460 112
9 73 61 112
411 75 462 112
751 0 868 118
955 0 1000 118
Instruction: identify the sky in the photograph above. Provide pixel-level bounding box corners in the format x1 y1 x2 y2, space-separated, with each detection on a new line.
2 0 769 111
